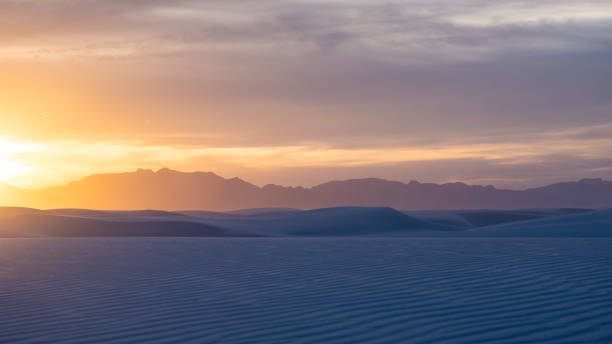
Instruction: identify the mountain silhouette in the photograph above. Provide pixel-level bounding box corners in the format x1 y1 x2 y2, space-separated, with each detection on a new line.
1 169 611 210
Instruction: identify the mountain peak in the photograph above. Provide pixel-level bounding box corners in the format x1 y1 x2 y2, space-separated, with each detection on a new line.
156 167 175 174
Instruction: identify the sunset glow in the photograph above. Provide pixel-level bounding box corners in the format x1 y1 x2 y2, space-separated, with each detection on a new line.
0 126 610 189
0 0 611 192
0 138 35 184
0 159 29 183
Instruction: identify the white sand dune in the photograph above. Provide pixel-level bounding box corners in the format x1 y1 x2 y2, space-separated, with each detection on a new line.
404 209 594 229
462 209 612 237
45 209 188 218
0 207 444 237
195 207 444 236
1 206 610 237
225 207 300 216
0 238 610 343
0 213 233 237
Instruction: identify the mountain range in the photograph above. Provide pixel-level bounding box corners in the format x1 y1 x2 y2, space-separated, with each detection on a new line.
1 168 611 210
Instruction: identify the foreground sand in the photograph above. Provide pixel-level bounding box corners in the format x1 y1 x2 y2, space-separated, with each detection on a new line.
1 238 611 343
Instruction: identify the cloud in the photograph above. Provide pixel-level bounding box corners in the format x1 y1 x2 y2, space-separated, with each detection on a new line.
2 120 611 189
2 1 612 61
0 0 611 187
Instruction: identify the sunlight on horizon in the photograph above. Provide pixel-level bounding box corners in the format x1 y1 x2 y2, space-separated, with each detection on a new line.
0 159 30 184
0 129 609 190
0 137 37 185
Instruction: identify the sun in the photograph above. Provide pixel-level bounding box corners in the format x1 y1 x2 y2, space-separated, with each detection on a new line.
0 158 29 183
0 138 36 185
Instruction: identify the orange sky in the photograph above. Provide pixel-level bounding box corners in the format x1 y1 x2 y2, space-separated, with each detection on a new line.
1 1 611 189
1 124 611 189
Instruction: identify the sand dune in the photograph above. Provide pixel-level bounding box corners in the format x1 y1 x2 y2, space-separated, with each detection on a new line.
1 207 611 343
45 209 188 218
0 238 610 343
0 207 43 217
0 213 231 237
225 207 299 216
196 207 444 236
0 207 442 237
1 206 609 237
463 209 612 237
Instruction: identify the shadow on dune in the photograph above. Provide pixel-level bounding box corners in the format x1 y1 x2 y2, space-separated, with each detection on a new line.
0 206 610 238
0 214 235 238
459 209 612 237
243 207 443 236
0 207 44 217
45 209 188 217
458 210 558 227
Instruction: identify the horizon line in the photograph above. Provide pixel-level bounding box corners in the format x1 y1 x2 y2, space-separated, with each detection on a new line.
1 167 608 192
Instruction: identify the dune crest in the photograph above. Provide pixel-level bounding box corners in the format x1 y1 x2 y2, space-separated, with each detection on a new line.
1 206 610 238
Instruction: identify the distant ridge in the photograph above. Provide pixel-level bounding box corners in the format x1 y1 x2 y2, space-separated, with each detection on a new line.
1 169 611 210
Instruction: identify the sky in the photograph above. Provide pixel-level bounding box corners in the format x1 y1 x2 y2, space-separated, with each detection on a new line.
0 0 611 189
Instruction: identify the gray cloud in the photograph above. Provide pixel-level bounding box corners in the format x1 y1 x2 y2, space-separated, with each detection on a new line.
3 1 612 57
1 0 611 186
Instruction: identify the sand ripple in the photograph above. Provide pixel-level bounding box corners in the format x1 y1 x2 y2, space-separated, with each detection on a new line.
0 238 611 343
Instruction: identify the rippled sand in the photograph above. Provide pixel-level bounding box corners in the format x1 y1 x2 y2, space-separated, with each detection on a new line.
1 238 611 343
